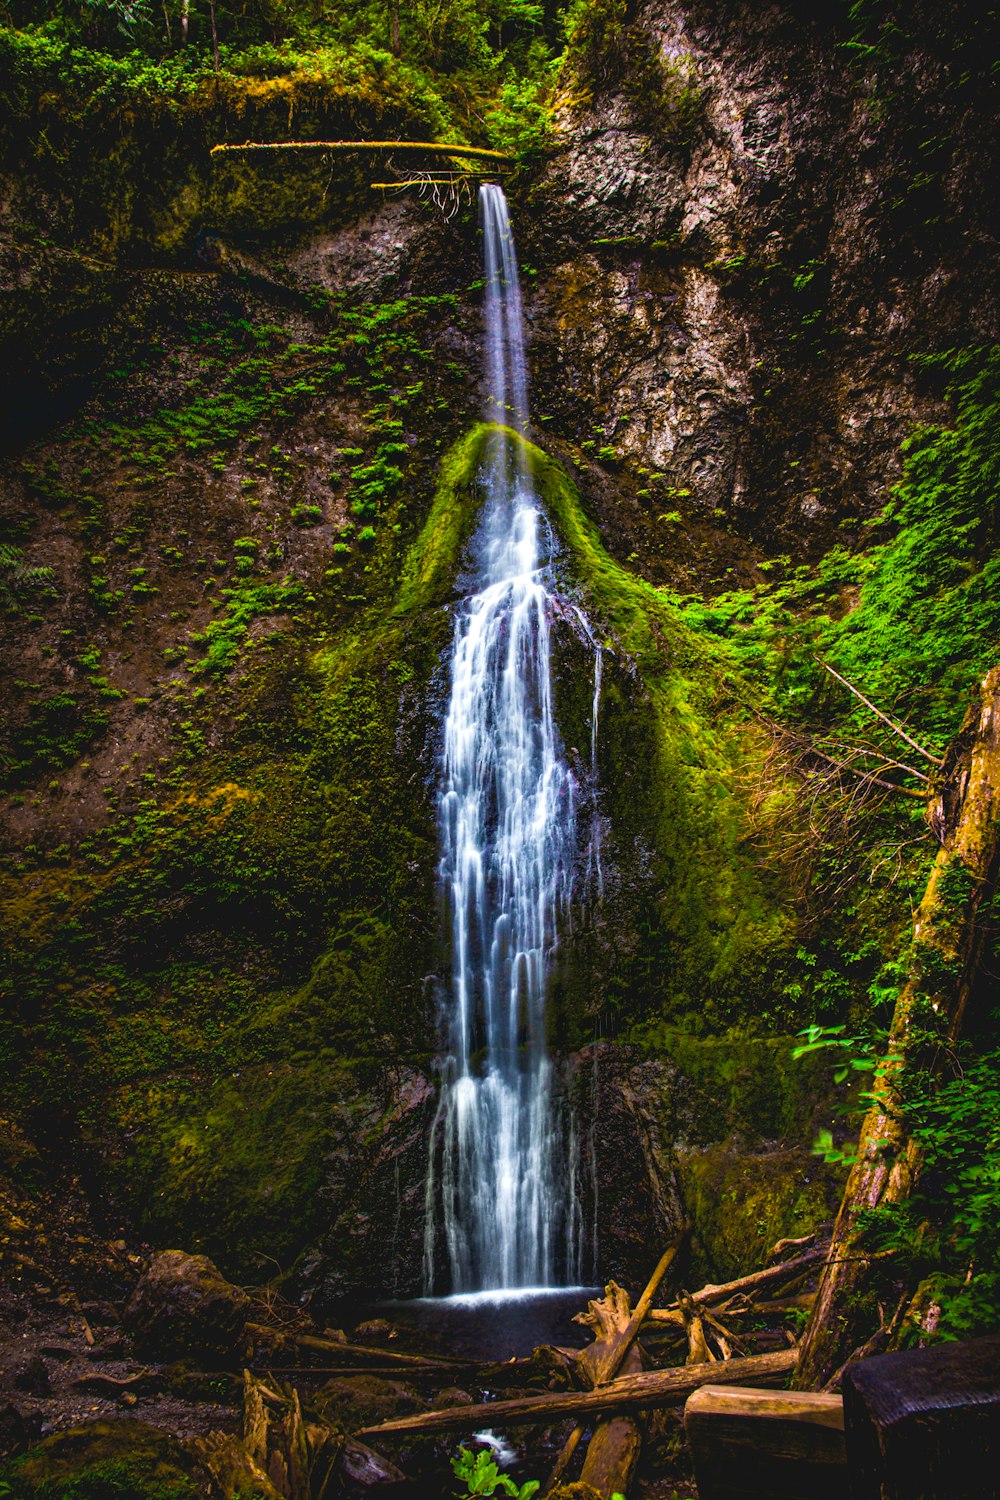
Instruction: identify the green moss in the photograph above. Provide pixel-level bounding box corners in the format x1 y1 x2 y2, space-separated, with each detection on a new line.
400 424 796 1027
678 1142 838 1283
2 1421 201 1500
668 348 1000 748
1 690 110 791
187 578 305 676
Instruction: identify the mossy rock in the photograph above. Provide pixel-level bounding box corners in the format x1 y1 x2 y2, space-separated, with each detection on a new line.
677 1141 841 1283
312 1375 425 1433
1 1420 203 1499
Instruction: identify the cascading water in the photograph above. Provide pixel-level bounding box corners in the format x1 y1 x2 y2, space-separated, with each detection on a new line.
423 185 600 1294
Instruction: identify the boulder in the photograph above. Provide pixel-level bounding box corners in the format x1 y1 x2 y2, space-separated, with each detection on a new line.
11 1359 50 1398
1 1419 202 1498
314 1375 425 1433
0 1403 40 1460
123 1249 250 1362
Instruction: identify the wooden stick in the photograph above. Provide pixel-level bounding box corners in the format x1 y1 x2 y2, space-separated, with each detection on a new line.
371 174 509 187
356 1350 797 1439
544 1233 688 1494
594 1232 690 1384
815 657 943 765
645 1245 830 1322
210 140 511 161
542 1427 583 1494
245 1325 465 1369
259 1364 483 1379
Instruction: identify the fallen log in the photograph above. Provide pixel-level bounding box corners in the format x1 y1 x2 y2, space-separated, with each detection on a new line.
796 666 1000 1389
258 1364 483 1379
246 1324 465 1370
356 1349 797 1439
210 139 511 161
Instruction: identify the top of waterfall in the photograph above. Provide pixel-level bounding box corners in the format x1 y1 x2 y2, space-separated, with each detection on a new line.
480 185 529 437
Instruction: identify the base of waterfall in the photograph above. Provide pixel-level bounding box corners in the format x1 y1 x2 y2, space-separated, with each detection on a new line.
369 1285 602 1362
417 1284 595 1308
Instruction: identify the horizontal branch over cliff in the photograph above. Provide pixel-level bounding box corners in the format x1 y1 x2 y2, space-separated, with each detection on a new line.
210 140 512 161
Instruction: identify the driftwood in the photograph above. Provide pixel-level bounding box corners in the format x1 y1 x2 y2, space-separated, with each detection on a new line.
259 1363 481 1379
579 1375 643 1498
246 1323 464 1370
680 1290 717 1366
190 1431 283 1500
796 666 1000 1388
645 1245 830 1327
356 1349 798 1439
577 1234 689 1388
543 1234 687 1495
244 1370 313 1500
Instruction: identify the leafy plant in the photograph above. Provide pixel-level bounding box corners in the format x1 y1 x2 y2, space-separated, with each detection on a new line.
0 543 56 611
451 1447 539 1499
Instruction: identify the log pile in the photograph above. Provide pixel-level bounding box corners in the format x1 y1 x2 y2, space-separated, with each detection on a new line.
182 1235 831 1497
354 1233 825 1496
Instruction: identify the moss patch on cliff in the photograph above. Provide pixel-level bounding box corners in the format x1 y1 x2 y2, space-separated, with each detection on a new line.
398 423 798 1034
0 417 801 1281
668 347 1000 751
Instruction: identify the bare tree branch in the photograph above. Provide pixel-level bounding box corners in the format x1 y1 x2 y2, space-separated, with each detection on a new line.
815 657 943 766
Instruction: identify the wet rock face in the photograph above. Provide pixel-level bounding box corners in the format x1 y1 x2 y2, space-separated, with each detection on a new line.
123 1250 250 1362
570 1040 840 1289
301 1066 437 1305
532 256 749 513
525 0 999 553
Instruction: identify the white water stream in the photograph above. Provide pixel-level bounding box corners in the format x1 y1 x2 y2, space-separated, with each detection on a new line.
423 185 601 1293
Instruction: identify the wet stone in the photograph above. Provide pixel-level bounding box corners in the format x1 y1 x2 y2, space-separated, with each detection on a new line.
12 1358 50 1398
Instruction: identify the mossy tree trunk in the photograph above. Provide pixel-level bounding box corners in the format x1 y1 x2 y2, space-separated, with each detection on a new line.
795 665 1000 1389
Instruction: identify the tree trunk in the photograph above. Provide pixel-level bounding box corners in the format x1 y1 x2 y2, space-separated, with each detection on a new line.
389 0 401 56
209 0 220 73
795 665 1000 1389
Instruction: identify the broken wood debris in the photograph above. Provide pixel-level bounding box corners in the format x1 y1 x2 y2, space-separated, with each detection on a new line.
543 1231 689 1496
644 1243 831 1326
245 1323 466 1369
356 1349 798 1439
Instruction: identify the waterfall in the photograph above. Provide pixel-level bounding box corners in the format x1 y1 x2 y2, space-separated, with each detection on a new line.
423 186 600 1293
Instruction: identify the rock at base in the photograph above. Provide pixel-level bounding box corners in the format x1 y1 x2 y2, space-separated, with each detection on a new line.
123 1249 250 1362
